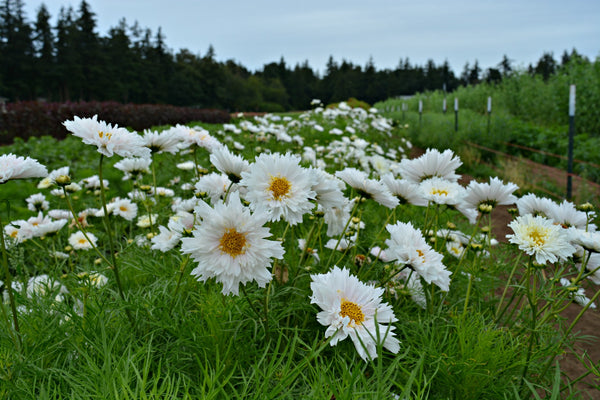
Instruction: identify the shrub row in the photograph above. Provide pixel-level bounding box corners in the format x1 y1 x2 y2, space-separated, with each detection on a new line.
0 101 231 145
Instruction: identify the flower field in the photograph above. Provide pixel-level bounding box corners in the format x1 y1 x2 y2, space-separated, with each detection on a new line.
0 102 599 399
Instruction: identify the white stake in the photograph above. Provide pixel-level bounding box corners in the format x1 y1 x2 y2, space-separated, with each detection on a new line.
569 85 576 117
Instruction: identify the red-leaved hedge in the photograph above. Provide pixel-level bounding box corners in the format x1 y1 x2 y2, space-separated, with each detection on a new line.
0 101 231 145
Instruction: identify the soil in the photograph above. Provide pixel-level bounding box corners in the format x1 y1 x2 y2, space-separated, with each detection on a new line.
410 147 600 397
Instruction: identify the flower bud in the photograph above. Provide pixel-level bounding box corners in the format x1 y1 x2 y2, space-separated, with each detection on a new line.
55 175 71 187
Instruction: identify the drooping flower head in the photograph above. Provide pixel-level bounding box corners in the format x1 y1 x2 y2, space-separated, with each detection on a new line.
142 129 182 154
335 167 399 209
173 124 221 151
0 154 48 184
114 157 152 180
240 152 316 225
516 193 555 218
419 177 465 206
63 115 151 158
396 148 462 183
209 146 250 184
385 221 452 291
380 173 427 206
310 266 400 361
463 176 518 211
180 192 285 295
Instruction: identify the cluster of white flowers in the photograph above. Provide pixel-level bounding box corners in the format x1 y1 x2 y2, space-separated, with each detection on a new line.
2 101 599 366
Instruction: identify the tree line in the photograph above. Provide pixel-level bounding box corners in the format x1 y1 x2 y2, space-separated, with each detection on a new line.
0 0 594 111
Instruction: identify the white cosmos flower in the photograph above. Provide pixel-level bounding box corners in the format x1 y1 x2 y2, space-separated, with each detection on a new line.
380 173 427 206
68 231 98 250
27 274 67 299
419 177 465 206
0 154 48 184
569 229 600 253
397 148 462 183
143 129 182 154
195 172 232 204
516 194 555 218
240 153 316 225
310 266 400 361
321 198 354 237
298 238 319 262
114 157 151 180
335 168 399 209
385 221 452 291
151 221 183 252
310 168 347 210
63 115 151 158
180 192 284 295
112 198 138 221
209 146 250 183
546 200 594 230
151 187 175 197
446 240 466 258
579 252 600 285
26 193 49 212
463 177 518 210
506 214 576 264
174 124 221 151
559 278 596 309
176 161 196 171
80 175 109 189
137 214 158 228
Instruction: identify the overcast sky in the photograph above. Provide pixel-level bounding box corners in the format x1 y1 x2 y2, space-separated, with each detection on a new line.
23 0 600 75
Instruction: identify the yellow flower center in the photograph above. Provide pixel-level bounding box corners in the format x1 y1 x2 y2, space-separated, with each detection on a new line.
431 188 449 196
98 131 113 140
340 300 365 326
119 206 128 212
9 231 17 238
268 176 291 200
78 238 87 245
219 228 247 258
527 226 548 246
416 248 427 263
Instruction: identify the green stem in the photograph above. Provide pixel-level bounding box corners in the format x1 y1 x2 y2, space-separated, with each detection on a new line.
151 157 158 203
0 210 21 350
325 197 360 267
494 252 523 321
193 146 200 179
62 188 112 267
240 285 263 324
170 254 191 309
98 155 124 299
263 280 272 342
519 265 538 390
462 273 474 318
98 155 135 327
